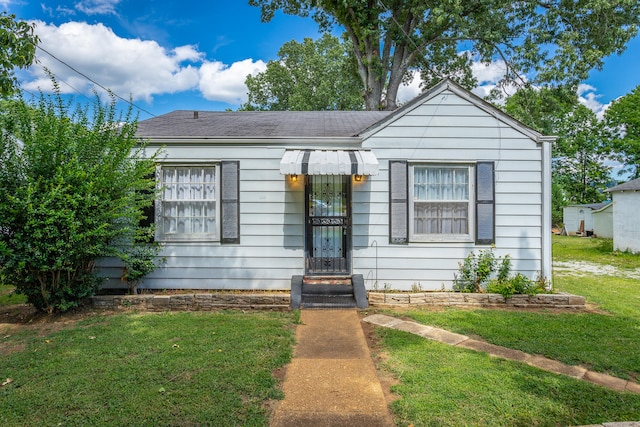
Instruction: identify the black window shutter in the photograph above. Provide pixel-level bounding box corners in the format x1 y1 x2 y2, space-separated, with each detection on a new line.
476 161 495 245
221 161 240 244
389 160 409 244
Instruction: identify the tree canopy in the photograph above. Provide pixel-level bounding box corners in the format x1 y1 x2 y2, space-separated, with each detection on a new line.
241 34 364 110
552 104 612 204
605 84 640 179
505 87 612 215
250 0 640 110
0 12 39 96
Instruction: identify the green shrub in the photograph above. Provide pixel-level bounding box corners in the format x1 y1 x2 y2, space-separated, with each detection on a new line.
0 87 162 313
454 247 547 298
486 273 549 298
453 248 510 292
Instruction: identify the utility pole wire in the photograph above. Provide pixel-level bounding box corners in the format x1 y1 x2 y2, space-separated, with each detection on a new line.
35 44 156 118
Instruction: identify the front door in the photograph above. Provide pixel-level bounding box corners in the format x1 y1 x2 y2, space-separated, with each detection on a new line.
305 175 351 275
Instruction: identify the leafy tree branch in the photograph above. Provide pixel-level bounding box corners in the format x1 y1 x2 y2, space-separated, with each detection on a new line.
250 0 640 110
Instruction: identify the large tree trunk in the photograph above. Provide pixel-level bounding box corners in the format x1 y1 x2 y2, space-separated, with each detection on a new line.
364 80 384 110
350 32 405 110
344 7 414 111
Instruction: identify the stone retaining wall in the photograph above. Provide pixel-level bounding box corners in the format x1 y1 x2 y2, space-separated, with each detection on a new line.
90 293 291 311
369 292 585 308
90 291 585 311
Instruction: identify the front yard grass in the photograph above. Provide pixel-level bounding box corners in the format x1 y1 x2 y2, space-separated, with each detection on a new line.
375 235 640 426
2 234 639 426
0 310 296 427
0 283 27 306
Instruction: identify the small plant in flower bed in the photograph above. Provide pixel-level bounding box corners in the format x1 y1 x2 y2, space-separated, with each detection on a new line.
486 273 548 299
453 247 548 298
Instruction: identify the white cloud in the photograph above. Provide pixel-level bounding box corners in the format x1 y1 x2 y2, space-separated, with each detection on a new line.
396 57 524 104
471 59 508 85
577 84 609 119
470 59 524 101
25 21 202 102
22 21 269 107
198 58 267 104
396 71 423 105
40 4 76 17
75 0 121 15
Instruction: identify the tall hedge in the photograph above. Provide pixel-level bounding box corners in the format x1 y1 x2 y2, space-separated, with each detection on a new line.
0 90 160 313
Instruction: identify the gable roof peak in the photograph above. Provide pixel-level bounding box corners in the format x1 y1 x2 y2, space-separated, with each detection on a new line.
360 78 553 144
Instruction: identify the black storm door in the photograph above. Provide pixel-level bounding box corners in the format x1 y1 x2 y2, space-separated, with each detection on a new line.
305 175 351 275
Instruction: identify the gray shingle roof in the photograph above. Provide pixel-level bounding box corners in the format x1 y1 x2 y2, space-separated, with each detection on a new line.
606 177 640 192
136 110 392 138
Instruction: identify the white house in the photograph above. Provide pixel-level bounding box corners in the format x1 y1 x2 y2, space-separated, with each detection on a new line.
562 202 611 236
100 79 554 306
606 177 640 253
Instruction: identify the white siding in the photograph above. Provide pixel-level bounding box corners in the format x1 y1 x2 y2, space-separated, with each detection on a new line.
593 204 613 239
612 192 640 253
357 90 544 290
102 145 304 290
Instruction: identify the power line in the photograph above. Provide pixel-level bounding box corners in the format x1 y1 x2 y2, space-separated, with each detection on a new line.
35 45 156 118
31 62 94 103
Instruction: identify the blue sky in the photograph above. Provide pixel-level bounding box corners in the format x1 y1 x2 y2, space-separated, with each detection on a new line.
5 0 640 119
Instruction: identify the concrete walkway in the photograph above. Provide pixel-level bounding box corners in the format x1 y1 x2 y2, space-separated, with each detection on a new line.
270 311 639 427
363 314 640 395
270 310 395 427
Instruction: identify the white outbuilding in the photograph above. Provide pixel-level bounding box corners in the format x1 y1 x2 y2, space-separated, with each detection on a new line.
562 202 611 236
606 178 640 253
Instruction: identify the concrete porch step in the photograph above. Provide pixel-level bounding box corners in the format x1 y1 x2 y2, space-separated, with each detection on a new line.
290 274 368 310
302 283 354 295
300 294 357 309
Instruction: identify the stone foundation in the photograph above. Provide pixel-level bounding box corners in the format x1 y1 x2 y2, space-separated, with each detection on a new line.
90 291 585 311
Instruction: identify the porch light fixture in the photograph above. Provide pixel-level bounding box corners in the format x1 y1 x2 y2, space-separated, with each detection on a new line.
354 174 363 182
289 174 298 182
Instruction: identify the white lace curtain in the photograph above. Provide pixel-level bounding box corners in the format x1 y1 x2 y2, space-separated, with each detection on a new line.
414 167 469 234
162 166 216 235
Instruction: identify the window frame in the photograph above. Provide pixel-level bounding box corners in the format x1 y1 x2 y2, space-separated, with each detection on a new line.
408 162 475 243
155 163 221 242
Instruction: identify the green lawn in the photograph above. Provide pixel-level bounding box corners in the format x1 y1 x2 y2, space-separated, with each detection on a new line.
375 235 640 426
0 311 296 427
552 235 640 269
0 283 27 306
2 235 639 426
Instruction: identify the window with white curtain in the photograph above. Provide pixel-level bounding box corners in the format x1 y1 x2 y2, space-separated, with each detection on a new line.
157 165 219 241
411 164 472 240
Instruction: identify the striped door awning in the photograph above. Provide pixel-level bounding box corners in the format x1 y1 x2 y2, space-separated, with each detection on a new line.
279 150 379 175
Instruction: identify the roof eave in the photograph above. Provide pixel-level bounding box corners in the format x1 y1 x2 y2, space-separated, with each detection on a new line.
139 136 364 146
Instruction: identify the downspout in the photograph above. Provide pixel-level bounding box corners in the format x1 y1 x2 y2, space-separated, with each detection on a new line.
539 136 556 288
